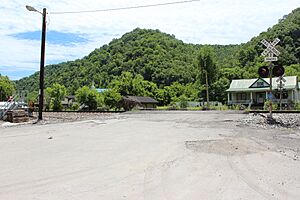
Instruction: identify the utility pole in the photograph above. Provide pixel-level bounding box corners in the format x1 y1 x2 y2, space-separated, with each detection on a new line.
38 8 47 120
205 70 209 108
26 6 47 120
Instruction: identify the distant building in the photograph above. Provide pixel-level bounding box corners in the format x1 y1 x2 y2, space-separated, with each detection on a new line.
226 76 299 108
61 95 76 109
95 88 109 93
121 96 158 110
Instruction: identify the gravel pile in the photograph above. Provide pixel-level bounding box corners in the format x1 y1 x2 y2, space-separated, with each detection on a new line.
37 112 122 124
0 112 122 127
241 113 300 129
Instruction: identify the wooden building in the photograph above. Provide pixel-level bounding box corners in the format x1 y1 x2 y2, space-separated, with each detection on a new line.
226 76 299 108
122 96 158 110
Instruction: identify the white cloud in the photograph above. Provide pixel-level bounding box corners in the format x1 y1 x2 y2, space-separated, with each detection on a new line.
0 0 300 79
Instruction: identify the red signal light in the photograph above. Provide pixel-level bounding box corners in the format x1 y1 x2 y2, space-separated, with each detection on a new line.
282 91 288 99
258 66 269 78
272 64 285 77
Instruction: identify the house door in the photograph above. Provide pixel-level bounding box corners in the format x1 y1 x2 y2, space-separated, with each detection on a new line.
256 92 265 104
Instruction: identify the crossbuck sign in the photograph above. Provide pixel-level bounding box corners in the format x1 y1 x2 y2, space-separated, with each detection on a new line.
261 38 280 62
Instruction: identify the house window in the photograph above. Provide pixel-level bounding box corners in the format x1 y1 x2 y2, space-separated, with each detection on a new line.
236 93 247 100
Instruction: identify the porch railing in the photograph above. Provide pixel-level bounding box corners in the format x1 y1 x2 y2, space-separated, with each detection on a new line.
228 100 251 104
228 99 290 105
272 99 289 104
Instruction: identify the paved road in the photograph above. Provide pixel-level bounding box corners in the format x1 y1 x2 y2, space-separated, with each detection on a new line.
0 111 299 200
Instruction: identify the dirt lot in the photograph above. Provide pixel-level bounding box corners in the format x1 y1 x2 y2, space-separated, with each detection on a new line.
0 111 299 200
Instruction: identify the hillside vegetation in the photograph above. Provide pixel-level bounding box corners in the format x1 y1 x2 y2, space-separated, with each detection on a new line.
0 74 15 101
16 7 300 105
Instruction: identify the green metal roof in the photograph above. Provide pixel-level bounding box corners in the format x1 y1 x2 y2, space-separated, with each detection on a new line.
227 76 298 92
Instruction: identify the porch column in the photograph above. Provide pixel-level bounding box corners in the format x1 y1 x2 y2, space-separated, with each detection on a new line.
266 91 268 100
291 90 294 102
250 92 253 104
227 93 230 104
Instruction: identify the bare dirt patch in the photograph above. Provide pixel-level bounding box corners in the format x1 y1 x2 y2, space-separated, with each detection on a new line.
185 138 267 156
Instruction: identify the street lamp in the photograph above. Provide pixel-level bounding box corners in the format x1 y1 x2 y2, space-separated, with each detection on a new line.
26 5 47 120
25 5 41 13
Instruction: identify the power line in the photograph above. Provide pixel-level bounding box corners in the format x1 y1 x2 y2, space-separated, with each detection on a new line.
51 0 200 15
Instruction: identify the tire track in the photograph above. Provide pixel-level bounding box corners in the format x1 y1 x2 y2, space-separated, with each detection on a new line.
227 155 274 200
240 155 299 200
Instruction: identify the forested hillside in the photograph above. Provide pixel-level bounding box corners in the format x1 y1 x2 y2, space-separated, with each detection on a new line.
16 7 300 104
239 8 300 66
0 74 15 101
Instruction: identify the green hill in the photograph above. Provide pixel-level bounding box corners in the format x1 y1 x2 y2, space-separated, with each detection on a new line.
15 28 240 94
16 8 300 99
237 7 300 67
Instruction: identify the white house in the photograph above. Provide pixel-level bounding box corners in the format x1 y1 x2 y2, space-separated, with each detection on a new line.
226 76 299 107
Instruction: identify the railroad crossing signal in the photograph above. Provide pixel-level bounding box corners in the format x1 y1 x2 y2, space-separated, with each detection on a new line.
276 76 286 83
272 64 285 77
258 63 284 78
264 57 278 62
261 38 280 62
260 38 282 117
258 66 269 78
274 90 288 99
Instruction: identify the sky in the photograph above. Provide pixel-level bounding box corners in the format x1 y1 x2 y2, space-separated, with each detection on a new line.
0 0 299 80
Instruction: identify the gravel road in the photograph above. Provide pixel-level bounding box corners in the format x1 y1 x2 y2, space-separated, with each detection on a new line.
0 111 299 200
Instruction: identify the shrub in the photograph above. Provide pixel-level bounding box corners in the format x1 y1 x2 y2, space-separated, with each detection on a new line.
295 103 300 110
231 104 246 110
76 86 100 110
70 103 80 111
178 95 188 109
46 83 67 111
264 100 278 111
102 89 122 110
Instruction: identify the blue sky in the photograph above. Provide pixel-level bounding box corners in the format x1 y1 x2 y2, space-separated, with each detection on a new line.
0 0 300 80
11 31 88 46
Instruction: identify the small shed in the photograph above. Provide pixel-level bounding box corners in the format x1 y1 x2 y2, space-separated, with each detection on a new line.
122 96 158 110
61 95 76 110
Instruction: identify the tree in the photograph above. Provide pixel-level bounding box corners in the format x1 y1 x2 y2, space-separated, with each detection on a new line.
46 83 67 111
178 95 188 109
86 91 98 110
0 75 15 101
132 75 158 97
197 46 218 106
155 88 168 106
211 77 230 103
110 71 159 97
75 86 99 110
26 91 39 103
110 72 134 96
285 64 300 79
103 89 122 110
75 86 89 105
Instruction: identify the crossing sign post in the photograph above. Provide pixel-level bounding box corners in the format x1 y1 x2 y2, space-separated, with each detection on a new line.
264 57 278 62
261 38 280 62
261 38 281 118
